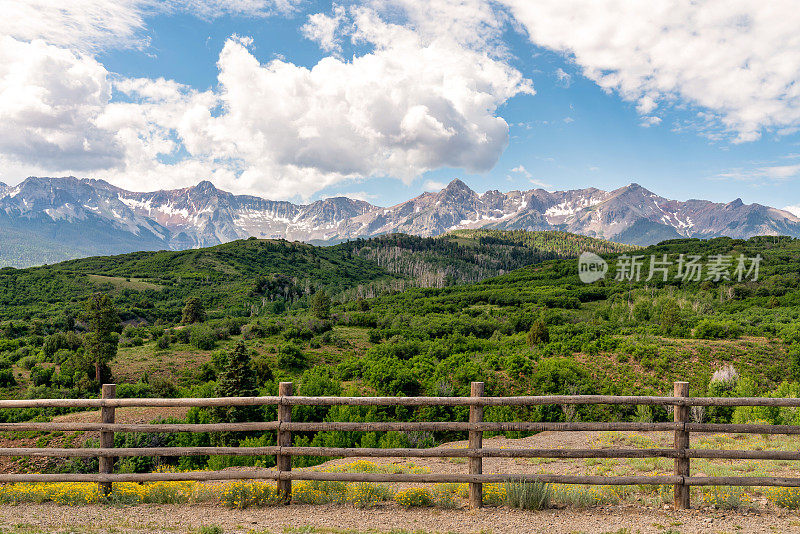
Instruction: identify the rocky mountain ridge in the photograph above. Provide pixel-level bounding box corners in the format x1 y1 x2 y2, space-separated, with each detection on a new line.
1 176 798 267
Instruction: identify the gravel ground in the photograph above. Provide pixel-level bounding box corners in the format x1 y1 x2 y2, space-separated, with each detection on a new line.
3 431 800 533
0 501 796 533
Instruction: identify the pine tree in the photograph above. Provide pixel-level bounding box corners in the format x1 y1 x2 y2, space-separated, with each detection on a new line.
310 291 331 319
83 294 119 384
215 340 258 421
527 320 550 346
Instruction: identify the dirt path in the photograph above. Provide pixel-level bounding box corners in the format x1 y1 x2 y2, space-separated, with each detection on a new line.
0 501 793 533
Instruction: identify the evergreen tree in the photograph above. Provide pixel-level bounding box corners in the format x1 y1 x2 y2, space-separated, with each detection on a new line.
182 297 206 324
527 320 550 347
215 340 258 421
82 294 119 384
310 291 331 319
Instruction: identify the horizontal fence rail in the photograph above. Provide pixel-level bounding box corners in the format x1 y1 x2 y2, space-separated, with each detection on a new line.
3 381 800 509
5 395 800 408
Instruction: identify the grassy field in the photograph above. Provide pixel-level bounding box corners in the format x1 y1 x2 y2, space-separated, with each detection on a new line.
86 274 163 291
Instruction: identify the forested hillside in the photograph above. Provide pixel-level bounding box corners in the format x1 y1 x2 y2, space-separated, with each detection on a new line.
0 230 631 321
338 230 634 289
0 237 397 323
0 232 798 475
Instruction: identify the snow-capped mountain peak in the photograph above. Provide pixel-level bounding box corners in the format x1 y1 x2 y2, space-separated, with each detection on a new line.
2 176 799 267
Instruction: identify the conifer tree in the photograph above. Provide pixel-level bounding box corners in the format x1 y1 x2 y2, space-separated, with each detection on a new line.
215 340 258 422
527 320 550 346
310 291 331 319
83 294 119 384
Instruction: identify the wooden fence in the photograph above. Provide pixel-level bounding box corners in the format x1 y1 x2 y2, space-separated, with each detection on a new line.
3 381 800 509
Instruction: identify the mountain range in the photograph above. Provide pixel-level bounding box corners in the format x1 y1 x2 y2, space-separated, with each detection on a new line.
1 176 799 267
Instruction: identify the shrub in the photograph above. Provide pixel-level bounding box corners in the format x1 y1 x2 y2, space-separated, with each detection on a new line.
18 356 36 370
30 365 54 387
0 482 102 505
790 345 800 382
367 329 382 343
156 334 170 350
277 342 307 371
174 328 190 344
0 369 15 387
482 483 505 506
701 486 749 510
394 487 433 507
768 487 800 509
346 482 392 508
217 481 282 508
271 300 287 314
240 324 257 340
110 481 198 505
189 326 216 350
781 325 800 345
431 484 459 508
706 373 738 423
292 480 347 504
504 480 552 510
694 320 741 340
252 356 273 386
527 321 550 346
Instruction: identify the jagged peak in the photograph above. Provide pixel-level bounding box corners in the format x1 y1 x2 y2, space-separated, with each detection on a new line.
607 182 656 198
307 196 377 211
727 198 744 209
440 178 476 196
622 182 647 192
20 175 77 186
193 180 217 192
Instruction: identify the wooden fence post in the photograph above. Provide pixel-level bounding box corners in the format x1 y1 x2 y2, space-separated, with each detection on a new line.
277 382 293 503
469 381 484 509
673 381 690 510
99 383 116 497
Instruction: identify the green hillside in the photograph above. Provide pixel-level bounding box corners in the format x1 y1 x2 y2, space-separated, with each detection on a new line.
337 229 634 290
0 232 799 475
0 230 632 322
0 237 398 322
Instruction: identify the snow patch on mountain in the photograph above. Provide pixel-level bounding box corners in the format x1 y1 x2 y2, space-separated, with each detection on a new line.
3 176 800 264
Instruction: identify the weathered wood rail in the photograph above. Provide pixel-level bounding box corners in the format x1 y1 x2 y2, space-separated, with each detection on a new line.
3 381 800 509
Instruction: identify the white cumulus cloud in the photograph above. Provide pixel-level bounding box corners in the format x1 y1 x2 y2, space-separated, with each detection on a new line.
194 18 531 197
784 205 800 217
423 180 446 192
302 5 347 52
0 3 532 199
0 0 300 52
510 165 531 177
500 0 800 142
0 37 122 172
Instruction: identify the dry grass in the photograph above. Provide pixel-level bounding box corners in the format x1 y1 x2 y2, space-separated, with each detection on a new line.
86 274 162 291
112 341 216 382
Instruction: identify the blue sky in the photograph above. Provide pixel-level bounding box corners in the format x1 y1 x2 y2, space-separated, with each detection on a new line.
1 0 799 212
